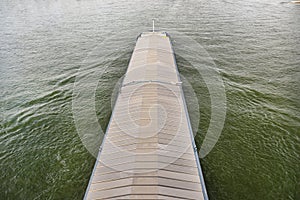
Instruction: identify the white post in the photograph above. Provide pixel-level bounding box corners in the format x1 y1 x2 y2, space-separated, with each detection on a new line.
152 19 155 32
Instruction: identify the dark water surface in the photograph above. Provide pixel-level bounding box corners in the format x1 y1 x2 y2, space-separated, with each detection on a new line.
0 0 299 199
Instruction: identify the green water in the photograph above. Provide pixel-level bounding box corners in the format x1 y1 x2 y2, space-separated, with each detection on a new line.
0 0 299 199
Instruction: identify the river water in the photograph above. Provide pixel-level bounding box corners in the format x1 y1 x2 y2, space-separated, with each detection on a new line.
0 0 299 199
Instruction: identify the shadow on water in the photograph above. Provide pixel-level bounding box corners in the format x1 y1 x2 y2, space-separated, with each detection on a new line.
95 51 131 133
176 55 211 149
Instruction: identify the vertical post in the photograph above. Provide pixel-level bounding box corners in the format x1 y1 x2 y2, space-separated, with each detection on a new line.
152 19 155 32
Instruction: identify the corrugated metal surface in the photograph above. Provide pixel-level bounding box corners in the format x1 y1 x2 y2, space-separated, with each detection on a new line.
84 32 207 200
